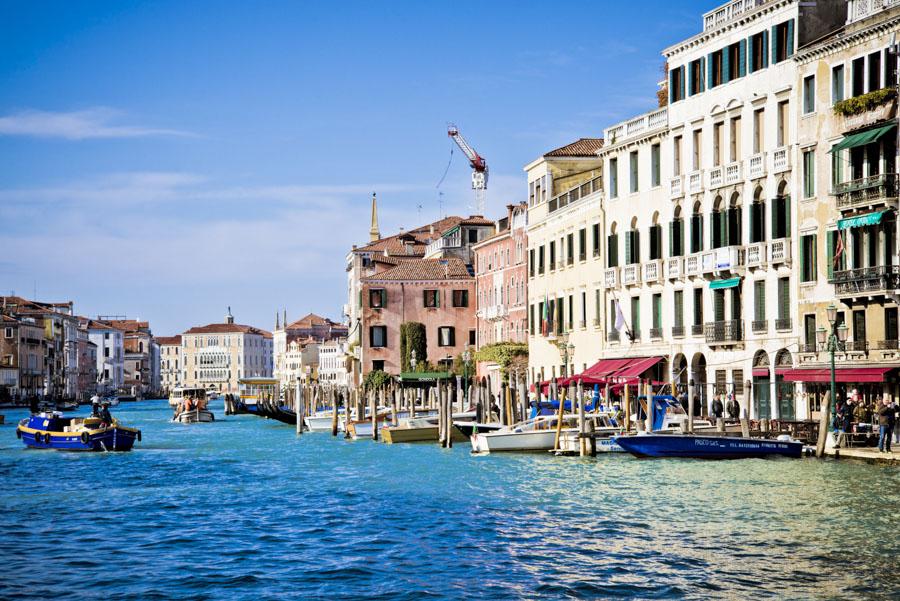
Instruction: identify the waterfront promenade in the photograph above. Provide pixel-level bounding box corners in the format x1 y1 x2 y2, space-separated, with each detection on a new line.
1 399 898 600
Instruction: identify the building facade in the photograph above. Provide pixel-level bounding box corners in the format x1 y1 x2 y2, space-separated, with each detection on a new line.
84 319 125 395
273 312 348 386
526 139 604 383
181 309 273 392
157 335 183 393
318 339 350 386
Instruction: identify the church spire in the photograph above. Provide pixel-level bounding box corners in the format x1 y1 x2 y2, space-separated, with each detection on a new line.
275 311 280 330
369 192 381 242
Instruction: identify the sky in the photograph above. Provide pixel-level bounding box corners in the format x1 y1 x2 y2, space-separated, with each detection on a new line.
0 0 713 335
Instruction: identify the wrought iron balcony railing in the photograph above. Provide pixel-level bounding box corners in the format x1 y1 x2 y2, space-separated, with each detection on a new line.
705 320 743 344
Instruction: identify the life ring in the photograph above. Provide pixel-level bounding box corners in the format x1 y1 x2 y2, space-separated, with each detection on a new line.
42 433 51 444
81 432 90 445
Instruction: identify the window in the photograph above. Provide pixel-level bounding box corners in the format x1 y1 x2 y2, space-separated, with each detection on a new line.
651 143 661 187
688 59 704 96
750 200 765 243
777 100 789 146
777 277 790 321
567 233 574 265
592 223 601 257
625 229 640 265
772 20 794 64
631 297 641 338
529 304 535 335
452 290 468 307
691 210 704 253
750 31 767 72
469 329 476 346
754 281 766 322
752 109 764 153
670 65 685 102
800 234 817 282
693 288 703 326
579 228 587 261
556 298 564 335
674 290 684 328
3 327 11 339
549 241 556 271
726 41 744 81
713 122 723 166
804 314 817 347
568 295 574 330
803 150 815 198
729 116 741 162
802 75 815 114
372 360 385 371
581 291 587 327
652 294 662 330
832 64 845 104
607 233 619 267
852 56 865 96
538 246 545 274
853 310 867 343
868 51 882 93
710 49 724 88
104 347 110 358
370 326 387 348
609 158 618 198
438 326 455 347
886 49 898 88
670 218 684 257
826 230 846 279
369 289 386 308
673 136 682 175
772 195 790 239
529 249 535 277
885 307 898 343
594 289 601 324
692 129 702 170
629 151 639 193
649 224 662 260
529 180 535 206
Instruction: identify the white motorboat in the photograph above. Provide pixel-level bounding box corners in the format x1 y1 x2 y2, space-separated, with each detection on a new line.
173 408 215 423
471 414 581 453
304 411 346 433
169 387 208 407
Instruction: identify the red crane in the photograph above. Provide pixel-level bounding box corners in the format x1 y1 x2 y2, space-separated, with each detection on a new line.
447 123 488 215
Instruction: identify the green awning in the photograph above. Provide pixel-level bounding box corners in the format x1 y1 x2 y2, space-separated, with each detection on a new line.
829 124 896 153
838 210 890 230
399 371 452 382
709 277 741 290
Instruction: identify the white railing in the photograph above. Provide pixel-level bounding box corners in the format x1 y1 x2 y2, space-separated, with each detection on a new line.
623 264 642 286
704 0 770 31
773 147 790 173
769 238 791 264
643 260 661 283
702 246 745 274
666 257 684 280
725 161 742 184
689 170 703 193
749 153 766 179
484 304 507 320
670 176 683 198
746 242 767 268
848 0 900 24
709 166 724 188
604 267 620 288
685 253 701 276
604 107 668 146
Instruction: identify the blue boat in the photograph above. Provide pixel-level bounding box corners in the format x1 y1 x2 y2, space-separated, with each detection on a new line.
16 412 141 452
613 433 803 459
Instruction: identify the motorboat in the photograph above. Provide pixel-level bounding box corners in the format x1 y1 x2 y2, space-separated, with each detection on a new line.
555 413 627 454
613 433 804 459
304 410 346 433
232 378 297 425
16 411 141 452
169 387 208 407
471 414 581 453
381 414 469 444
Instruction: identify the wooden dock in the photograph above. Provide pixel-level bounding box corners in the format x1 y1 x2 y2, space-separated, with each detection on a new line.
825 447 900 465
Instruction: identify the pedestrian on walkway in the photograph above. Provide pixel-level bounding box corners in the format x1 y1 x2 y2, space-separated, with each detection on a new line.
726 395 740 419
892 397 900 446
878 398 894 453
712 394 724 419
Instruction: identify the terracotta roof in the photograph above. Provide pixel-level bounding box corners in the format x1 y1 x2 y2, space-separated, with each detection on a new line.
183 323 272 338
543 138 604 158
81 318 122 332
362 258 473 282
285 313 334 329
155 335 182 346
0 296 75 318
106 319 150 333
457 216 494 226
355 216 465 254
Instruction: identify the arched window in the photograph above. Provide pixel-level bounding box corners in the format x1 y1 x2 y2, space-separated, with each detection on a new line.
750 186 766 243
648 211 662 260
671 205 685 257
773 180 790 239
626 217 640 265
690 202 704 253
607 222 619 268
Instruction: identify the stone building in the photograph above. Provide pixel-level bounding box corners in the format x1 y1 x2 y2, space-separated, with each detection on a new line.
157 335 183 394
318 339 350 386
273 312 347 386
83 318 125 395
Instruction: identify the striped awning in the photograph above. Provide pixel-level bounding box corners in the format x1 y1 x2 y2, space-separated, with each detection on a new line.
837 210 890 230
709 277 741 290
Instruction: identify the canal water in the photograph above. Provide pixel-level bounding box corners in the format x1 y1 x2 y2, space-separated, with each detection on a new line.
0 399 898 600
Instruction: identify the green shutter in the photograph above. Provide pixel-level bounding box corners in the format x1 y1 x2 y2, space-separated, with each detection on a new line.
826 231 834 280
779 278 790 320
785 196 791 237
811 234 817 279
687 63 693 97
754 281 765 321
699 57 705 92
670 69 677 103
674 291 683 327
624 231 632 265
762 30 769 68
786 20 794 57
738 39 746 77
679 66 685 101
669 222 675 256
748 36 755 74
799 235 808 280
722 48 730 83
708 52 715 88
634 230 640 263
771 26 779 63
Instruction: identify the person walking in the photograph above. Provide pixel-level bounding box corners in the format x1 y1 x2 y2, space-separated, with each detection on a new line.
726 395 740 420
878 398 894 453
712 394 724 419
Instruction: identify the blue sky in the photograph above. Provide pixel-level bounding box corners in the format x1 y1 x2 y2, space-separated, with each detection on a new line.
0 0 712 335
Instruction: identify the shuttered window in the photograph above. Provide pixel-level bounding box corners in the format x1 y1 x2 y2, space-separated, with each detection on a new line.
691 213 704 253
800 234 817 282
714 290 726 321
670 219 684 257
693 288 704 326
674 290 684 328
607 233 619 267
777 277 790 320
754 280 766 322
649 224 662 260
652 294 662 329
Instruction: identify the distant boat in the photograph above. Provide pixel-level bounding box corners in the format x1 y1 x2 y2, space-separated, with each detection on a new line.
304 410 346 432
613 433 804 459
233 378 297 425
381 413 470 444
471 414 581 453
117 395 137 403
173 408 215 424
16 411 141 452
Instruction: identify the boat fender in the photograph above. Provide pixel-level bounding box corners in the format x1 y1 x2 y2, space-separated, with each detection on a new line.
137 430 142 442
42 433 50 444
81 432 90 444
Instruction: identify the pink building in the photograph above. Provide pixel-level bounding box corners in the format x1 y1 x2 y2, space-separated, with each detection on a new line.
473 203 528 348
361 257 476 375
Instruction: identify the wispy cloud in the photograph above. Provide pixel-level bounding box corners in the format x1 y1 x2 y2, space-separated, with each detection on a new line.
0 107 194 140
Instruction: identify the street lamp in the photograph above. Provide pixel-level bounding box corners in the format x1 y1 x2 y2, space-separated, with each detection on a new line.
462 345 471 394
555 331 574 377
816 304 849 431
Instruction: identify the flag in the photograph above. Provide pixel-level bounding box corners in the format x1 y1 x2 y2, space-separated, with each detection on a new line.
541 295 549 336
614 300 626 332
833 229 844 267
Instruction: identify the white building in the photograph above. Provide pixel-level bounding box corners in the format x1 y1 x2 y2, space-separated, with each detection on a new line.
277 339 319 390
85 319 124 395
318 339 350 386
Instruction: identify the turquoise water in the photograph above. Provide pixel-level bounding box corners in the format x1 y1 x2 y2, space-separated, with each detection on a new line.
1 399 898 600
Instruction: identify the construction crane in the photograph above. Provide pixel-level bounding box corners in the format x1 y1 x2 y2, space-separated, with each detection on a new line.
447 124 488 216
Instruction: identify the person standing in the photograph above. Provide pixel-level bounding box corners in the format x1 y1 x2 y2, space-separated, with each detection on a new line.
712 394 724 419
892 398 900 446
878 398 894 453
726 395 740 420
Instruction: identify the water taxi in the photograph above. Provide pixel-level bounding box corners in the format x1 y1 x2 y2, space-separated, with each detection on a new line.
169 387 208 407
16 411 141 452
613 433 804 459
233 378 296 425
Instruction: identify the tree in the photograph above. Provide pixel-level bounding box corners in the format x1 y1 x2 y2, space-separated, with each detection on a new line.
399 322 427 372
363 369 391 391
474 342 528 383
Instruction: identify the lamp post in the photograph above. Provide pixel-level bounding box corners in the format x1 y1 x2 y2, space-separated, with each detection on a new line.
462 346 471 398
816 304 849 431
555 331 575 378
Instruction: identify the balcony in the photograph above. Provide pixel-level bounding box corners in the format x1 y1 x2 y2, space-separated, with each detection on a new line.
769 238 791 265
708 166 724 188
607 330 620 343
604 267 620 288
622 264 642 286
701 246 745 274
548 175 603 215
798 342 818 354
772 147 790 174
666 256 683 280
672 325 685 338
833 173 898 212
705 319 743 345
752 319 768 334
685 253 701 277
846 340 870 353
831 265 900 298
691 324 704 336
604 107 668 146
775 318 792 331
749 152 766 179
746 242 767 268
724 161 742 185
688 170 703 194
703 0 772 31
670 176 683 198
643 259 661 284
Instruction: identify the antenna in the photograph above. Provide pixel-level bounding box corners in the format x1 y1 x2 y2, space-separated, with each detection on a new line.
438 191 445 218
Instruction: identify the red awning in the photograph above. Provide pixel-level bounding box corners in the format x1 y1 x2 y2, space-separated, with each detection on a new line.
612 356 664 380
536 356 665 393
752 368 769 377
779 367 893 383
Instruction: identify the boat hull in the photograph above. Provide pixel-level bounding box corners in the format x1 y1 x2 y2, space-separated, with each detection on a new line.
382 425 467 444
472 429 563 453
231 399 297 425
17 425 140 452
174 409 215 423
614 434 803 459
304 414 345 432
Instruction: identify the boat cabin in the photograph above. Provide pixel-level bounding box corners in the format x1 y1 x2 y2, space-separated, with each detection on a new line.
238 378 279 405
